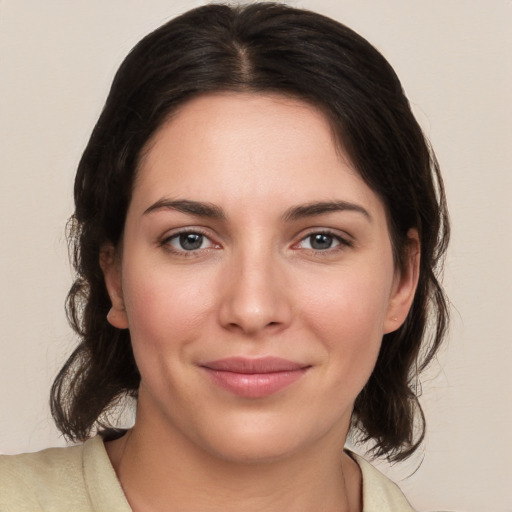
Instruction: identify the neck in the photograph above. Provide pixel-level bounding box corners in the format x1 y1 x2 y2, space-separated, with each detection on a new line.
106 411 361 512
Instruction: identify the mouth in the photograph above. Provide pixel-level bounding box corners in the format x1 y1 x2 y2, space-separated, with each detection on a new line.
199 357 311 398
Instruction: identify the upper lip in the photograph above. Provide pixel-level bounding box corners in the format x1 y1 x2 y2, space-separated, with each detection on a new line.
200 357 309 374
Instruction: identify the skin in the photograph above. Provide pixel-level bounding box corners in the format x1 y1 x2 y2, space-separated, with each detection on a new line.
101 92 419 512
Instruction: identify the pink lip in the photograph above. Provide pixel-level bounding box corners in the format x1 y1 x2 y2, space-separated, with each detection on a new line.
200 357 310 398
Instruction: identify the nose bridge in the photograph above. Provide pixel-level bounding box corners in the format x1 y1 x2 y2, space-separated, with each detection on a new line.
219 237 291 335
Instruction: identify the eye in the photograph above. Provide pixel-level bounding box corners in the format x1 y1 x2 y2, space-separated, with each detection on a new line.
164 231 216 252
297 232 348 251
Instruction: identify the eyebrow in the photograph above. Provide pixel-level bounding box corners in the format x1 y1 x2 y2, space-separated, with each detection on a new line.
282 201 372 222
143 198 371 222
143 199 226 219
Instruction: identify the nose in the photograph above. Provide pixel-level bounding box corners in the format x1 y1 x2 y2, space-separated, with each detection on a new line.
218 248 293 337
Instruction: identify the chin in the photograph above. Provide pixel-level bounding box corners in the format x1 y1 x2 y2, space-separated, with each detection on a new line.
200 429 305 465
186 407 347 466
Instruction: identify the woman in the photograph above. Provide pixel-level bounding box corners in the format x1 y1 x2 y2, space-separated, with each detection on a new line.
0 3 449 511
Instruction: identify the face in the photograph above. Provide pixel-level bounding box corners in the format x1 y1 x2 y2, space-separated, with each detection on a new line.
102 92 418 463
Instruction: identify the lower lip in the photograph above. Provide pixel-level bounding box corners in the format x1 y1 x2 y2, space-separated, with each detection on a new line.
202 368 308 398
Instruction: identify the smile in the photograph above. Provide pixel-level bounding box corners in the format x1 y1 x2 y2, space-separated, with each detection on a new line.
200 357 311 398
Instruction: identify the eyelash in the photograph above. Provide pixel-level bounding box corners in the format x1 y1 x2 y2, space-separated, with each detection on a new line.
159 229 352 256
294 230 353 254
160 229 219 257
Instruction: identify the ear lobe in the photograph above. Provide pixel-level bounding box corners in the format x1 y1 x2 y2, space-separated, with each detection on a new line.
100 243 129 330
383 229 420 334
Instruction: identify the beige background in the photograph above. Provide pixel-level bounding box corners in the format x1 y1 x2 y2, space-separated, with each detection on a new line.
1 1 511 510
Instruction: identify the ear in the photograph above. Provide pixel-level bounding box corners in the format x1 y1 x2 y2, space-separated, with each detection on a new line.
383 229 420 334
99 243 129 330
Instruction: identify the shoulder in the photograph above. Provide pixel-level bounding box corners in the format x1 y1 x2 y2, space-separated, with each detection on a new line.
0 436 130 511
0 441 89 510
349 451 416 512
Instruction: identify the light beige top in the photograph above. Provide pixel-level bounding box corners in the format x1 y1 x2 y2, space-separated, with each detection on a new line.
0 436 415 511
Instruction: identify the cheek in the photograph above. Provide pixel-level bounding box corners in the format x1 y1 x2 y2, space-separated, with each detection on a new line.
301 266 393 336
121 265 214 360
297 265 394 387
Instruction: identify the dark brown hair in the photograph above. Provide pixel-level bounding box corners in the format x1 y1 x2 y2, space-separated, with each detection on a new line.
51 2 449 462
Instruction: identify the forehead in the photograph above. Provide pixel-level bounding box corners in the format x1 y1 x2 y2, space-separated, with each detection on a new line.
132 92 383 218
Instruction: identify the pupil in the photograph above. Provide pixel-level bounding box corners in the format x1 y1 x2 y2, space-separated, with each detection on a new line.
180 233 203 250
311 233 332 250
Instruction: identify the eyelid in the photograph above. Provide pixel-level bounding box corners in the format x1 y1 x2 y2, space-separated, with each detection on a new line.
158 226 353 255
160 227 221 254
292 228 354 251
